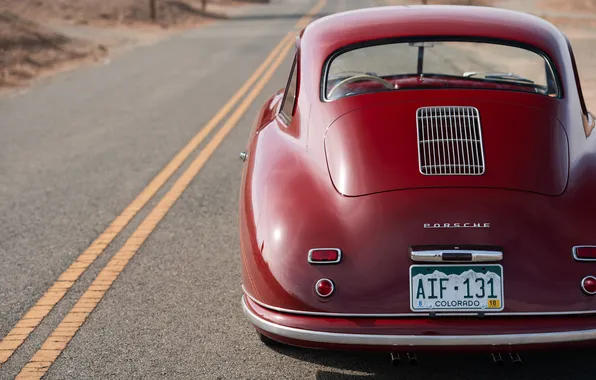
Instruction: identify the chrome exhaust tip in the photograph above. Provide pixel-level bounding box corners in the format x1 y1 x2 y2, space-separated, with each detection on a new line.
491 352 504 365
407 352 418 366
390 352 401 366
509 352 523 365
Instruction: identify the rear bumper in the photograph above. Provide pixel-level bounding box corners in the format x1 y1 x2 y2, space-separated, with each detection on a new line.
242 295 596 350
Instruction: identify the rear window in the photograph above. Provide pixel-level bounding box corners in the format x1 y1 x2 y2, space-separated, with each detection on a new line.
324 40 559 100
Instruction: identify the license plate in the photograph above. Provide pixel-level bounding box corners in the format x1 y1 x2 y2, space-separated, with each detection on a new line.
410 264 504 312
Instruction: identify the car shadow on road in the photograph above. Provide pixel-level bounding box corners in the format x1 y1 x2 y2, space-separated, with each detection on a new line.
269 344 596 379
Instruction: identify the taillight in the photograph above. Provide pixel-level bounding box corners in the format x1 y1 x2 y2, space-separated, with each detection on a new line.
573 246 596 261
308 248 341 264
581 276 596 295
315 278 335 297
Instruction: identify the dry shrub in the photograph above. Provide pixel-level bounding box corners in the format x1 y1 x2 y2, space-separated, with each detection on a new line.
0 11 102 88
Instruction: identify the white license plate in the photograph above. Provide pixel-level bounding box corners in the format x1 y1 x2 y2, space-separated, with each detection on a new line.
410 264 504 312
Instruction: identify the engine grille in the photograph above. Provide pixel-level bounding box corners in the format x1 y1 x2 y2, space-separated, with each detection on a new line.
416 106 485 175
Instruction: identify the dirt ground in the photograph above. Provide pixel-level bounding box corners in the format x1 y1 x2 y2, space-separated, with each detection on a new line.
542 0 596 13
1 0 242 26
0 0 247 91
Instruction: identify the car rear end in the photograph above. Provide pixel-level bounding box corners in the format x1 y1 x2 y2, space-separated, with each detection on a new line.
240 17 596 356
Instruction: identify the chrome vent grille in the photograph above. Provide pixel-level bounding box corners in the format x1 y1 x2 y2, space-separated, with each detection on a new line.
416 106 485 175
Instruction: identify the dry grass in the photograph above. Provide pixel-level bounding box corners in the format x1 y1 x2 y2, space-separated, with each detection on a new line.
0 0 240 27
0 11 104 88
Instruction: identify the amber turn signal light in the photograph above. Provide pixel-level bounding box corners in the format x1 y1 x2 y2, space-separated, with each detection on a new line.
308 248 341 264
574 246 596 260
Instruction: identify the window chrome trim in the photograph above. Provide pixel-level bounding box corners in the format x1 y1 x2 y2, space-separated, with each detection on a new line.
242 287 596 317
243 297 596 346
308 248 342 264
573 246 596 262
320 37 562 103
279 50 298 124
410 249 502 263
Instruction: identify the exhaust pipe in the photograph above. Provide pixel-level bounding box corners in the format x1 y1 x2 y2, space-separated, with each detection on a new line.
407 352 418 365
509 352 522 365
491 352 504 365
390 352 401 366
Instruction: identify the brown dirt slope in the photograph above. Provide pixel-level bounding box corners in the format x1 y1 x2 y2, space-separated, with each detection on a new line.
0 0 245 90
0 10 104 88
1 0 240 26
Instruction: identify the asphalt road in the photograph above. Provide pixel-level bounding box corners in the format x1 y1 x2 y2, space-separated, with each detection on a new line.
1 0 596 378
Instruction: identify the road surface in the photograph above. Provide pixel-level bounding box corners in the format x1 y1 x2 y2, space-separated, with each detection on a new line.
1 0 595 378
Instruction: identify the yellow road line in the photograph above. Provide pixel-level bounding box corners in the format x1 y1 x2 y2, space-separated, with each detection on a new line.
14 1 326 378
17 34 296 380
0 0 323 368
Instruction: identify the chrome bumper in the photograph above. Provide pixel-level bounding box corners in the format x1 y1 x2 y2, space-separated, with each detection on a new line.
242 297 596 347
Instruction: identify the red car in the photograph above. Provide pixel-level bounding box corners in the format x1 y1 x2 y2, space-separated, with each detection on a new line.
238 4 596 364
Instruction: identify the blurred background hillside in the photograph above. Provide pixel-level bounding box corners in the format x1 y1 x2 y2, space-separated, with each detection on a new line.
0 0 254 89
0 0 595 108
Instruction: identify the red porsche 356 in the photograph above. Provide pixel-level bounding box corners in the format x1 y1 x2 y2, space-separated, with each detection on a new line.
238 4 596 363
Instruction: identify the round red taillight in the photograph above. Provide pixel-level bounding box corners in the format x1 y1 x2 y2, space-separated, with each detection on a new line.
581 276 596 295
315 278 334 298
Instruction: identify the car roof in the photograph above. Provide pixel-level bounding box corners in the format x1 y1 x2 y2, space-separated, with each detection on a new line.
298 5 572 100
302 5 563 53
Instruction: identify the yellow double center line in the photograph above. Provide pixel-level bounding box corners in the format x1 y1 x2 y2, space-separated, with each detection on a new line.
0 0 326 377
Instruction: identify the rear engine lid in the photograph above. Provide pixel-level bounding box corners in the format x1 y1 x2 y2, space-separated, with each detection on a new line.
324 101 569 196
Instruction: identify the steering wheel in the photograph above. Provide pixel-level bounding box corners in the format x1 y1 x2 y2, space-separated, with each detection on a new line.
328 74 394 98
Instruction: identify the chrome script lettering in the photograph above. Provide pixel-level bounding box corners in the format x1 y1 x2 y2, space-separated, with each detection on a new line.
424 223 490 229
